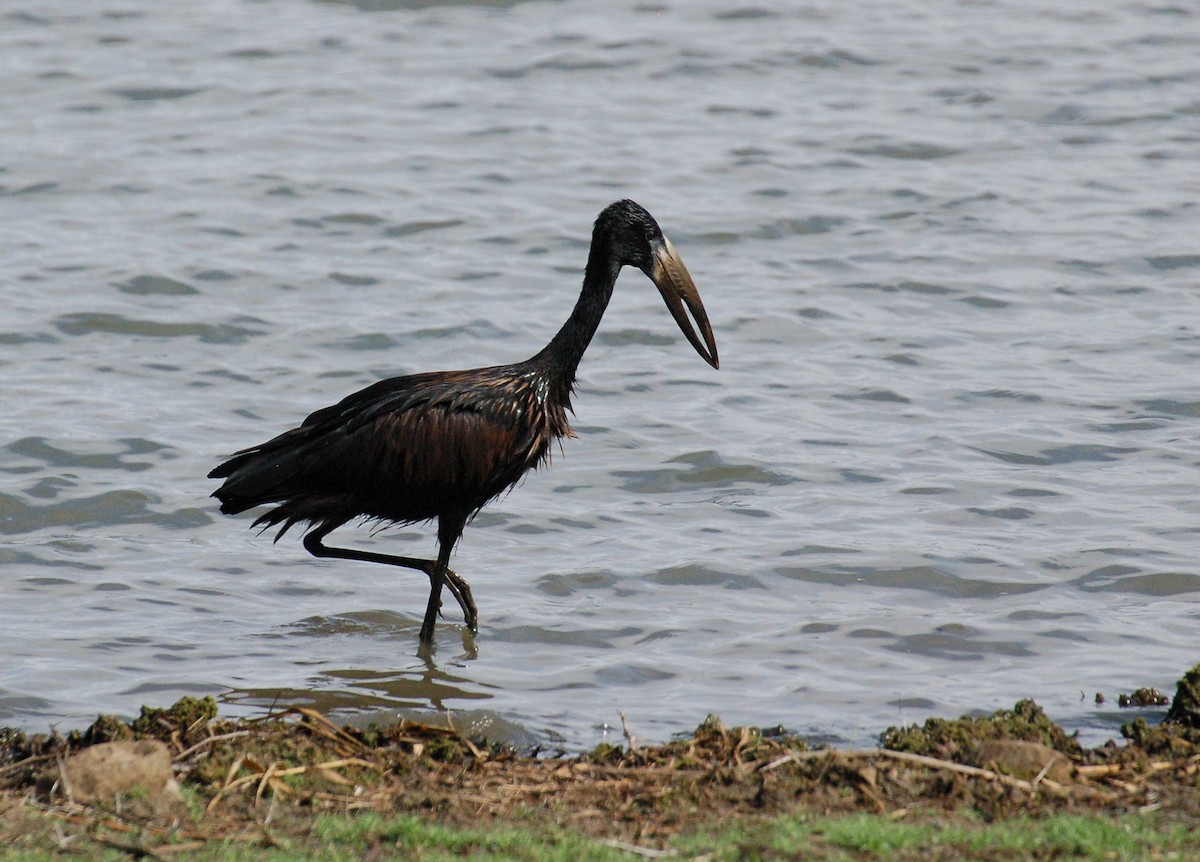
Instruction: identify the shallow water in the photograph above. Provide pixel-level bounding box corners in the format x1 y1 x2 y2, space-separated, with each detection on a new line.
2 0 1198 750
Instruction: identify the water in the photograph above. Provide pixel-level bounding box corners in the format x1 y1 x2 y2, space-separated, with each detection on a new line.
2 0 1197 750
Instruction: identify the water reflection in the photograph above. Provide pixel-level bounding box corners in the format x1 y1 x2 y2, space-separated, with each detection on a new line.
228 640 491 717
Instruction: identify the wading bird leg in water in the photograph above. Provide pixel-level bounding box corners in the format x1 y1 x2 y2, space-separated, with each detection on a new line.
419 513 467 644
303 522 477 633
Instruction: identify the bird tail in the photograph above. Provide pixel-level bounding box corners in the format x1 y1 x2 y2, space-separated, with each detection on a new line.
208 428 312 517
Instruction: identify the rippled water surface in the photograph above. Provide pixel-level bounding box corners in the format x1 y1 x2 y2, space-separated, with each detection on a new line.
3 0 1198 749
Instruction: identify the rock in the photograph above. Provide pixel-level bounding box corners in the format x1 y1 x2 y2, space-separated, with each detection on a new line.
970 740 1072 783
1166 664 1200 728
56 740 179 804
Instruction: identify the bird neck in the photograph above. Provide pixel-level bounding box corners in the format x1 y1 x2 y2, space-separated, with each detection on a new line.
532 241 621 402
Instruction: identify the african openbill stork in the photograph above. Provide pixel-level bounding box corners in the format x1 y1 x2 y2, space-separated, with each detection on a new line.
209 199 719 644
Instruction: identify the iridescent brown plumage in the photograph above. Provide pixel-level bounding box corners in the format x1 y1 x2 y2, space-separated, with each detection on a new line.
209 200 719 644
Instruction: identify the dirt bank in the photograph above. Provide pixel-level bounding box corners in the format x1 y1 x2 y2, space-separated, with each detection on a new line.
3 667 1200 856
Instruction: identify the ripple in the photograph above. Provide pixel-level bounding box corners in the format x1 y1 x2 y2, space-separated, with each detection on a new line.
971 444 1139 466
0 694 54 719
322 212 386 226
888 629 1036 661
3 437 167 472
835 388 911 404
752 216 845 238
965 506 1034 520
1040 628 1091 643
1145 254 1200 270
646 565 765 590
777 565 1046 599
1071 567 1200 596
117 275 199 296
0 181 59 197
1138 399 1200 418
593 663 673 685
288 611 412 638
959 295 1011 310
614 450 793 494
838 469 886 484
801 622 838 634
535 570 620 597
0 546 102 571
322 333 401 352
489 626 640 648
712 7 776 20
900 486 954 496
0 331 57 346
328 272 380 286
961 389 1043 404
1089 420 1165 433
597 328 675 348
1007 610 1087 622
846 141 961 160
0 490 167 535
54 313 262 344
382 218 463 238
111 86 204 101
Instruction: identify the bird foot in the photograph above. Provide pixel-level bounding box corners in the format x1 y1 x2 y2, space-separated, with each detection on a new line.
424 563 478 634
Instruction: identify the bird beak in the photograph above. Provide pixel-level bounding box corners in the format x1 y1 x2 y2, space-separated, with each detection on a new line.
646 237 720 369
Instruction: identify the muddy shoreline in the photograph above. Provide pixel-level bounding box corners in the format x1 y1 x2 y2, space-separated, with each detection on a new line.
4 666 1200 856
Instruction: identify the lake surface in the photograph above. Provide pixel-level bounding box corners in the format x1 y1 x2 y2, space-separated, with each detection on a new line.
2 0 1198 750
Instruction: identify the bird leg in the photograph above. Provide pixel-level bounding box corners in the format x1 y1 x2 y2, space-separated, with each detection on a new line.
302 529 477 633
420 515 468 644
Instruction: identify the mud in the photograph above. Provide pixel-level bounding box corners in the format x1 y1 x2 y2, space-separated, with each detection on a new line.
4 665 1200 855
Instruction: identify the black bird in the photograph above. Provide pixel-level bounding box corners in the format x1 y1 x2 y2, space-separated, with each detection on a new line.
209 200 719 644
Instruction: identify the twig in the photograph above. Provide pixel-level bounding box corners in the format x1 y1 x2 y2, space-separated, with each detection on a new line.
206 753 247 812
759 748 864 771
173 731 252 762
597 837 677 858
618 712 639 754
55 754 75 806
0 752 57 778
209 756 380 808
759 748 1069 795
255 763 279 806
294 708 369 753
445 712 486 761
879 749 1067 793
90 835 163 860
145 842 206 855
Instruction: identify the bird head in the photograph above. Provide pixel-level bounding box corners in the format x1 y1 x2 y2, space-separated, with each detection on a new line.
596 199 720 370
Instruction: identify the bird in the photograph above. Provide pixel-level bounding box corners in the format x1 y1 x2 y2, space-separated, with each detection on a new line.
209 199 719 644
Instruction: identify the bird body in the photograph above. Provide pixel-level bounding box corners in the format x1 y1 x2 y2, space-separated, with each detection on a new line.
210 200 718 644
213 364 570 535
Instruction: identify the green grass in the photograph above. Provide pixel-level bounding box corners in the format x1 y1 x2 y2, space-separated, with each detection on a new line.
678 812 1200 861
307 812 628 861
3 810 1197 861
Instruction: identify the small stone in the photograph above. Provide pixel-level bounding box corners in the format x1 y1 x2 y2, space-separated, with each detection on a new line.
56 740 177 804
970 740 1072 783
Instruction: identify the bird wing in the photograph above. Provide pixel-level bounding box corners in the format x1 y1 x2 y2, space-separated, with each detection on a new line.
210 365 553 524
351 373 547 508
